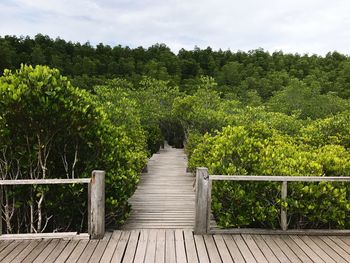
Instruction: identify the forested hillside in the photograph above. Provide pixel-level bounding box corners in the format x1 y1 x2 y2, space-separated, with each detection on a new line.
0 34 349 232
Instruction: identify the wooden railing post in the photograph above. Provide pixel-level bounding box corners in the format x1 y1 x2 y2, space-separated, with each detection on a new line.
194 167 209 234
89 170 105 239
281 181 288 231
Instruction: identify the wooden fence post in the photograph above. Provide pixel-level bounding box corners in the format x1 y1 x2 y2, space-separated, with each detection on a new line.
89 170 105 239
281 181 288 231
194 167 209 234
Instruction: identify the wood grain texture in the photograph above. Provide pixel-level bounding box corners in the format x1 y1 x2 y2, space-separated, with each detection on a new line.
123 144 195 229
0 230 348 262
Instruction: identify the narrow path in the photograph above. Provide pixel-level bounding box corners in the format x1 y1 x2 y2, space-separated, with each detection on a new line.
123 143 195 229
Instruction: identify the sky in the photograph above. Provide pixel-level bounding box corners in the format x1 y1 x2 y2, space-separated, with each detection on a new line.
1 0 350 55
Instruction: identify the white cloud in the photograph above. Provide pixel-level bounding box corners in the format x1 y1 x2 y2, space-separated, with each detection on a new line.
1 0 350 54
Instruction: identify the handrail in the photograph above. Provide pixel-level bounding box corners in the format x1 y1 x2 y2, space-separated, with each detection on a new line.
0 170 105 239
194 167 350 235
210 175 350 182
0 178 91 185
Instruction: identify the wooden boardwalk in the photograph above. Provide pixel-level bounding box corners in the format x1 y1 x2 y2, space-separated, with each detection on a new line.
0 230 350 262
123 144 195 229
1 144 350 262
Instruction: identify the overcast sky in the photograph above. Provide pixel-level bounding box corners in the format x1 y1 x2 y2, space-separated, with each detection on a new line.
1 0 350 55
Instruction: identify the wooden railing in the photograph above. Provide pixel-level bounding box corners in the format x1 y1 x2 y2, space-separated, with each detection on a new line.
0 170 105 239
194 167 350 235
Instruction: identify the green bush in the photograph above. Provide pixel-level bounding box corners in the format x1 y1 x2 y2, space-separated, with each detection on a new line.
189 125 350 229
0 65 147 233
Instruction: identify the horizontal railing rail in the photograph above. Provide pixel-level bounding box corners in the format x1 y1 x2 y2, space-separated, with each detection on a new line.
0 170 105 239
194 167 350 235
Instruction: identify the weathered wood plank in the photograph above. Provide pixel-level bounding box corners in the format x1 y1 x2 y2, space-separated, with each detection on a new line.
122 230 140 263
299 235 336 263
251 235 279 263
144 230 157 263
213 235 233 263
277 235 312 263
155 229 165 263
183 230 198 263
194 235 210 263
289 235 324 263
33 239 60 263
270 235 303 263
175 229 187 263
133 229 149 262
1 240 31 262
203 235 221 263
319 236 350 262
260 235 291 263
111 230 131 263
77 239 99 262
63 239 89 262
242 234 268 263
165 230 176 263
21 239 51 262
232 235 257 263
11 240 40 263
222 235 245 263
43 240 69 262
0 240 22 259
99 230 122 263
88 232 112 262
309 236 347 263
54 240 79 262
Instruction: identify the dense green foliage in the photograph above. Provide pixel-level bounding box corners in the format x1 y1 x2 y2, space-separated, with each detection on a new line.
0 34 350 231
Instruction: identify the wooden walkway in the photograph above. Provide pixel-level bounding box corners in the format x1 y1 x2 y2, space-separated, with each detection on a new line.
1 145 350 262
123 144 195 229
0 230 350 262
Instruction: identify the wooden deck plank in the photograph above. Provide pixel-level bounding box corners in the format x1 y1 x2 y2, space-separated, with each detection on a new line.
289 235 324 263
328 236 350 253
340 236 350 246
133 229 149 262
54 240 79 262
44 240 69 262
270 235 303 263
299 235 335 263
33 239 60 263
1 240 31 262
77 239 99 263
0 240 23 260
165 229 176 263
20 239 51 262
111 231 131 263
88 232 113 263
65 240 89 262
261 234 291 263
232 235 257 263
241 234 268 263
203 235 221 263
0 240 13 253
319 236 350 262
194 235 210 263
183 230 198 263
123 144 195 229
175 229 187 263
11 240 40 263
251 235 279 263
100 230 122 263
309 236 348 263
155 229 166 263
213 235 233 263
122 230 140 263
278 235 312 263
222 235 245 263
144 229 157 263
